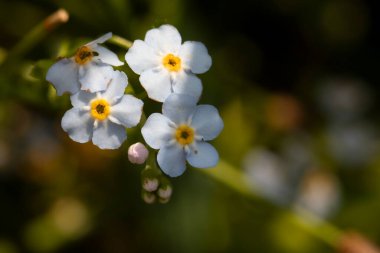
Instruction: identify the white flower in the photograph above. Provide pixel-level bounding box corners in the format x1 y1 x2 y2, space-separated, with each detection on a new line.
46 33 124 95
61 70 143 149
125 24 212 102
141 93 223 177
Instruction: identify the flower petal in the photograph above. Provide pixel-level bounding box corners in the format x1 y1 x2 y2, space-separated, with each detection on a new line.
125 40 160 74
162 93 197 124
70 90 96 108
61 108 93 143
141 113 174 149
101 70 128 103
191 105 223 141
157 144 186 177
87 32 112 46
186 141 219 168
46 58 80 95
79 61 114 92
145 24 182 54
92 120 126 149
93 45 123 66
179 41 212 74
172 72 202 102
110 95 143 128
140 68 172 102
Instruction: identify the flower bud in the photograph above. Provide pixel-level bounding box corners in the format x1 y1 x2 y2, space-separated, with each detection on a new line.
142 178 159 192
128 142 149 164
142 191 156 204
158 197 170 204
157 185 173 199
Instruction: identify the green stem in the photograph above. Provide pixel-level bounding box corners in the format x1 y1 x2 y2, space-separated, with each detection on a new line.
108 35 133 49
197 159 343 248
2 9 69 65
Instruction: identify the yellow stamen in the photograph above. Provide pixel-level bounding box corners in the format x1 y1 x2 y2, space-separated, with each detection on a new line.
90 99 110 120
162 54 181 72
175 125 194 146
74 46 94 65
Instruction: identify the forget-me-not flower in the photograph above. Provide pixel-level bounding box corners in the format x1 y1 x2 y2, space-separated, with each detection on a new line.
141 93 223 177
125 25 212 102
61 70 143 149
47 33 123 95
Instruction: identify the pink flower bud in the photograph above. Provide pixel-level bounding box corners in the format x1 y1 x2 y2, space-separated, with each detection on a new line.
128 142 149 164
142 178 159 192
142 191 156 204
158 185 172 199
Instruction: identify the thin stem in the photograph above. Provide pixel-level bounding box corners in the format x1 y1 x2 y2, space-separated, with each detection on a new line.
197 159 344 248
291 207 343 247
108 35 133 49
3 9 69 65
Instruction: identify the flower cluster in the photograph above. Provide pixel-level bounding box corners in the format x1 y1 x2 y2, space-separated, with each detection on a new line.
47 33 143 149
46 25 223 179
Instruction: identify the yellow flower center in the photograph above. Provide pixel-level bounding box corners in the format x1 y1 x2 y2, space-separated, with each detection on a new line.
74 46 94 65
162 54 181 72
90 99 110 120
175 125 195 146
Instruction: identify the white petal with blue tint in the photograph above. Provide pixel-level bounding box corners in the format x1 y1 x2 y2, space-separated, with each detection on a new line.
141 113 174 149
70 91 96 108
172 72 203 102
162 93 197 124
186 142 219 168
61 108 93 143
92 121 126 149
87 32 112 46
179 41 212 74
140 68 172 102
93 45 123 66
110 95 143 128
125 40 160 74
145 25 182 54
102 70 128 103
157 144 186 177
46 58 80 95
191 105 223 141
79 61 114 92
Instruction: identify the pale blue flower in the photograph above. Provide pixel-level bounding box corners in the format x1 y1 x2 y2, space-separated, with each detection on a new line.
61 71 143 149
141 94 223 177
125 25 212 102
46 33 123 95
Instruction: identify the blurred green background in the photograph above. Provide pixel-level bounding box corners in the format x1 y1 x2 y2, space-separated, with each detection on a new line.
1 0 380 252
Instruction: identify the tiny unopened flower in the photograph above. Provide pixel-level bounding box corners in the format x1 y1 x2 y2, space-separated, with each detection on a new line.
125 24 212 102
158 197 170 204
142 178 159 192
142 191 156 204
338 232 380 253
47 33 123 95
141 93 223 177
128 142 149 164
61 70 143 149
157 185 172 199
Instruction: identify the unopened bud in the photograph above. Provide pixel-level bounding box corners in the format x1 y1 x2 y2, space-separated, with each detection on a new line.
158 197 170 204
338 232 380 253
44 9 69 31
142 178 159 192
128 142 149 164
142 191 156 204
158 185 173 199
